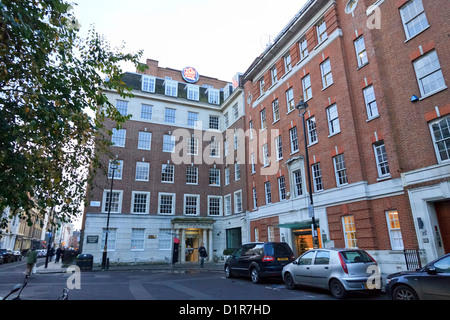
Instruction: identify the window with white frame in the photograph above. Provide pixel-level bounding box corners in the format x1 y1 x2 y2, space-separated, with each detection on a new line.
363 85 379 119
399 0 429 40
131 228 145 250
116 100 128 116
259 78 265 96
131 191 150 214
354 36 368 67
278 176 286 201
275 135 283 160
208 196 222 216
138 131 152 150
224 139 229 156
187 137 198 155
386 210 404 250
249 121 254 140
286 87 295 113
262 143 269 167
326 104 340 135
141 75 155 93
186 166 198 184
233 104 239 121
299 37 308 60
103 190 122 213
165 79 178 97
224 194 232 216
373 141 390 178
302 74 312 101
272 99 280 122
333 154 348 186
135 162 150 181
161 164 174 183
209 168 220 186
209 115 219 130
342 215 357 248
188 112 199 128
271 66 278 85
252 187 258 209
209 137 220 157
312 163 324 192
234 190 243 213
158 193 175 215
225 167 230 185
260 109 267 130
234 132 239 150
413 50 446 97
111 128 126 147
293 169 302 197
159 229 172 250
163 134 175 153
251 153 256 174
268 226 275 242
224 112 229 128
102 228 116 251
184 194 200 215
290 127 299 153
317 19 328 44
284 53 292 73
265 181 272 205
187 84 199 101
254 228 259 242
208 88 220 105
320 59 333 88
108 160 123 180
307 117 318 145
430 115 450 162
164 108 176 124
141 104 153 120
235 162 241 180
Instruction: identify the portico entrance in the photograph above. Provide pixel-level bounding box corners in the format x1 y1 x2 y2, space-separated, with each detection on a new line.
171 217 215 264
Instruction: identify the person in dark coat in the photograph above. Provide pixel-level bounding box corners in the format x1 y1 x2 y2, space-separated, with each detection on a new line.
198 243 208 268
55 247 62 263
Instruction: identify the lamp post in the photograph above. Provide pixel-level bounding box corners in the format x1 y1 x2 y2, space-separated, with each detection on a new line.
101 160 119 270
295 99 319 249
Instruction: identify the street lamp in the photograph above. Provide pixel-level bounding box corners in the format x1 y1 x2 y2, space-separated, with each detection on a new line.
101 159 119 270
295 99 319 249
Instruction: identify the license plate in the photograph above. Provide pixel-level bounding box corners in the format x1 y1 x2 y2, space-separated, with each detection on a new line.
277 258 288 261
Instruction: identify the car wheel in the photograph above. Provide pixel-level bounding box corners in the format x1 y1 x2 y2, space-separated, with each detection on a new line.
392 285 418 300
250 268 261 284
225 265 233 278
284 273 296 290
329 279 348 299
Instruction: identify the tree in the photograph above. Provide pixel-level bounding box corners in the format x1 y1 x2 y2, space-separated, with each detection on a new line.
0 0 145 229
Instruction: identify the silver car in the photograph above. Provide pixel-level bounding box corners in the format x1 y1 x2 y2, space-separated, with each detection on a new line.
282 248 381 299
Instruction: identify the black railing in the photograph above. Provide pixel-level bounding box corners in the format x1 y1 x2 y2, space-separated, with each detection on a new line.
404 249 423 270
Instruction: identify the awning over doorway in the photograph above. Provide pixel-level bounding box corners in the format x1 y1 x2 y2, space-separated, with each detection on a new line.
275 220 319 230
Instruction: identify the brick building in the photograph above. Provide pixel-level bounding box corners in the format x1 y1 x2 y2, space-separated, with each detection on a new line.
82 0 449 273
82 59 249 264
242 0 449 274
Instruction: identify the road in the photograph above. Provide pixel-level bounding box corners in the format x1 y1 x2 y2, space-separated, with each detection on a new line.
1 259 386 302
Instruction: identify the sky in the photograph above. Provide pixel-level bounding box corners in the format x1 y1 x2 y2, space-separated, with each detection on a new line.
72 0 308 82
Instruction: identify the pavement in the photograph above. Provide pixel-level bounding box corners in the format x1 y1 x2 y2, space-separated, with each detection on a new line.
36 260 225 274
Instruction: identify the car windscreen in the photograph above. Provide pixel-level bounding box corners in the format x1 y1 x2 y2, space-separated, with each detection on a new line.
340 250 372 263
264 243 293 257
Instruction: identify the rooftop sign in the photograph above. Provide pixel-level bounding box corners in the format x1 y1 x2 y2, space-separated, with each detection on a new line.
182 67 200 83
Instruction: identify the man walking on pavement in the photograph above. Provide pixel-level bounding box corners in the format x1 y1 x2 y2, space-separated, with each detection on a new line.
198 243 208 268
25 247 38 276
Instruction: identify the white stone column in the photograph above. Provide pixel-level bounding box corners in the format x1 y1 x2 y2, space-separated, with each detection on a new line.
208 229 213 261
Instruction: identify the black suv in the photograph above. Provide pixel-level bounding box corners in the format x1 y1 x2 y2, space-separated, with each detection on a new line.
224 242 295 284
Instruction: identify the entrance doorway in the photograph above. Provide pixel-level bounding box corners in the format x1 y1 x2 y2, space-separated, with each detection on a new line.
185 229 199 262
435 201 450 254
293 228 322 257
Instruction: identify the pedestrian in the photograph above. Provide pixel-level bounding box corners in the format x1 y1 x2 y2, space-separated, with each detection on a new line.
55 247 62 263
198 243 208 268
25 247 38 276
48 247 55 262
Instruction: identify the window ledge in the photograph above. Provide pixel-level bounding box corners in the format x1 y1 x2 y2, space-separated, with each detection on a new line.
419 86 447 101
